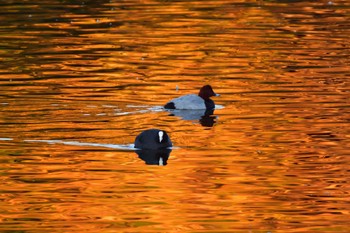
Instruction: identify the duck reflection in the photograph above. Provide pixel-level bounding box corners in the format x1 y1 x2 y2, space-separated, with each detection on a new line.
167 109 217 127
134 149 172 166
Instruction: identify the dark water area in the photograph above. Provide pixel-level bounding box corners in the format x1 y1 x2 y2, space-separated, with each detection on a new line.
1 0 349 232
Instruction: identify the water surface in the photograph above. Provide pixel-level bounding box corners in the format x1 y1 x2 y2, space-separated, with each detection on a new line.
1 0 349 232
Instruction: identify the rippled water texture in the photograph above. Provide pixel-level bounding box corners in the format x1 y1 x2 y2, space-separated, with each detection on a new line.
1 0 350 232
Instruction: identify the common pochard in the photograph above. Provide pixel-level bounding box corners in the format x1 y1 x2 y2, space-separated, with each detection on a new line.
164 85 219 110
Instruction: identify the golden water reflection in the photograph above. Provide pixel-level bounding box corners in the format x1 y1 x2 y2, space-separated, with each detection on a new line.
0 0 349 232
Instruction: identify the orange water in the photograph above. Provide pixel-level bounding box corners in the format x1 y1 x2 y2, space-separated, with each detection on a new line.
0 0 349 232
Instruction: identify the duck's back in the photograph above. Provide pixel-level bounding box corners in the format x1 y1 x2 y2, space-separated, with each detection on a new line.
166 94 206 110
134 129 172 150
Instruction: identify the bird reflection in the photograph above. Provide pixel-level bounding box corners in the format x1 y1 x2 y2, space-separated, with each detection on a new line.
167 109 217 127
134 149 172 166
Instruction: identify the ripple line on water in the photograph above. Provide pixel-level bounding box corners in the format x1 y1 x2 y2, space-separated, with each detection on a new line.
23 139 136 150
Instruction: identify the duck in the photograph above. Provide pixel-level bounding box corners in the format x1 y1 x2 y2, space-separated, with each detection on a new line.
134 129 172 150
164 85 219 110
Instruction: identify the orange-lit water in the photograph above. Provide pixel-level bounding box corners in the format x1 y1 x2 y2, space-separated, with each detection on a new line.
1 0 349 232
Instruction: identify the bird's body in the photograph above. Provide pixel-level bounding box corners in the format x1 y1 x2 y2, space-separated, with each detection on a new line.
164 85 219 110
134 129 172 150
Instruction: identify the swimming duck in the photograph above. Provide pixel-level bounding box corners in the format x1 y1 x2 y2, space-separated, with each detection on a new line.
164 85 219 110
134 129 172 150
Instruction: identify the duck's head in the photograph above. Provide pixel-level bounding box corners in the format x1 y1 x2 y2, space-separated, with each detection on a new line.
157 130 170 145
198 85 220 100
